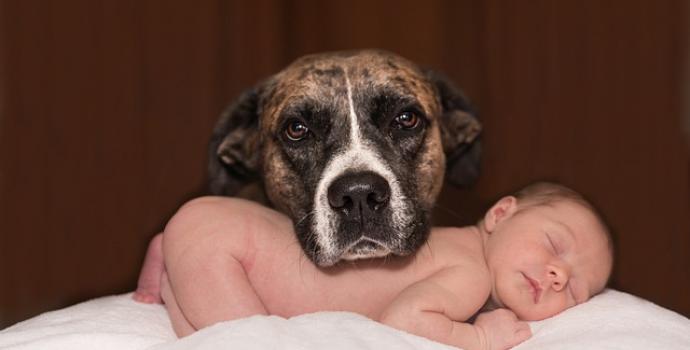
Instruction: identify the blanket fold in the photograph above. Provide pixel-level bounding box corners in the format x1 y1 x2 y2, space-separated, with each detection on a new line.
1 290 688 350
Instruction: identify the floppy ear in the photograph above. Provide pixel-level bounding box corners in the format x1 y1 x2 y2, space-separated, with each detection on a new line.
207 88 262 196
426 70 482 186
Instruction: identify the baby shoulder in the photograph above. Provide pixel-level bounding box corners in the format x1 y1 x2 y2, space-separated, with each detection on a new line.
429 226 486 263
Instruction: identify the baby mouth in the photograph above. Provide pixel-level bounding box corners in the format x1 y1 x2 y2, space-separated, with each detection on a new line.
522 273 543 304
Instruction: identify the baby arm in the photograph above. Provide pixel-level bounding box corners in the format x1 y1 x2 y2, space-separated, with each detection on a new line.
379 267 531 350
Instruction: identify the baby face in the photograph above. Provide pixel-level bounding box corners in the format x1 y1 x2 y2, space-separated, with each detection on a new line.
483 199 613 320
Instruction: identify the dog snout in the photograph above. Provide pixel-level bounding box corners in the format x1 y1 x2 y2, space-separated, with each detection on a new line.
327 172 391 218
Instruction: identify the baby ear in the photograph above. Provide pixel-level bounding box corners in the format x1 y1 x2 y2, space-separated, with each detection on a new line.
208 86 263 196
425 70 482 187
483 196 518 233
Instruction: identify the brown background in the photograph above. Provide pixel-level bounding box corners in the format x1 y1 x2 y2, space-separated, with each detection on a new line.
1 0 688 328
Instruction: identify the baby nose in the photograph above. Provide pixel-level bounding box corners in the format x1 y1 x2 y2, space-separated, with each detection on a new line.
548 265 569 291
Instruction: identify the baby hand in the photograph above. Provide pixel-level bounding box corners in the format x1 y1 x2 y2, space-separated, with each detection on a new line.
474 308 531 350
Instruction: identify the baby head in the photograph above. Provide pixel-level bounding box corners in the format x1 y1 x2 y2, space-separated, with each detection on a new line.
480 182 614 321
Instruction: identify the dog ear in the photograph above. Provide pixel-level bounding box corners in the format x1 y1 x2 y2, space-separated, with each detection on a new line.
208 88 262 196
427 70 482 187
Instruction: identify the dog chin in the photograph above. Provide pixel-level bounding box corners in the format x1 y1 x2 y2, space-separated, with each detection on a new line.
311 239 393 267
295 209 431 266
340 238 391 261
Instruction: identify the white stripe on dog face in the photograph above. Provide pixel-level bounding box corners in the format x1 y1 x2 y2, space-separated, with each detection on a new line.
312 72 411 264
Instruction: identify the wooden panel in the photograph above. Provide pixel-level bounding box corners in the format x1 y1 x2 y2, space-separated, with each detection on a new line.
0 0 224 326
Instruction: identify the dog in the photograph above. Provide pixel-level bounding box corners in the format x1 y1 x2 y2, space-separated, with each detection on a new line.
207 50 481 266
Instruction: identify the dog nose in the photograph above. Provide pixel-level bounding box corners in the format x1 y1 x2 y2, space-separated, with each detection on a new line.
328 172 391 217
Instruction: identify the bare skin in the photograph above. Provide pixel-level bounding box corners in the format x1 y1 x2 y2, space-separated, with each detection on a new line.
133 233 164 304
134 193 612 350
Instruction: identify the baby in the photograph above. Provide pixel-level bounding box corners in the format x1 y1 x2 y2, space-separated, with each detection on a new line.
134 182 613 350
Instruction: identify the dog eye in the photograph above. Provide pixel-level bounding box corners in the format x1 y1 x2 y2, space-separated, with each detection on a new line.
284 120 310 141
392 111 422 130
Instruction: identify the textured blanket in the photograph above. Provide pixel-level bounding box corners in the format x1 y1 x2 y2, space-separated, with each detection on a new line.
1 289 689 349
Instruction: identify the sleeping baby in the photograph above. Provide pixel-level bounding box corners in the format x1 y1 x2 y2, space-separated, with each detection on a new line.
133 182 613 350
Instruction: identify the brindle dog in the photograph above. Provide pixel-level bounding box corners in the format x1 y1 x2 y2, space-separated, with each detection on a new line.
208 50 481 266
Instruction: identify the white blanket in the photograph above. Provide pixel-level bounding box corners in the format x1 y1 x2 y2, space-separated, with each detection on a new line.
1 289 689 349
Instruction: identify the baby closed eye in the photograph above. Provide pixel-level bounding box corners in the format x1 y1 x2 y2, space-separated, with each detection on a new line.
545 233 560 254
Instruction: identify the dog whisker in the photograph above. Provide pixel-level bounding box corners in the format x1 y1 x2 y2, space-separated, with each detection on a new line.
431 202 470 222
380 254 392 268
295 210 316 228
423 240 435 260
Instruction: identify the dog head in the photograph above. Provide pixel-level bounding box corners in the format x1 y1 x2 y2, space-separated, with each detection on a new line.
209 50 481 266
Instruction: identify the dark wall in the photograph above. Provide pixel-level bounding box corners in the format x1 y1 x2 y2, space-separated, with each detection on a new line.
1 0 688 327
